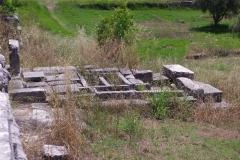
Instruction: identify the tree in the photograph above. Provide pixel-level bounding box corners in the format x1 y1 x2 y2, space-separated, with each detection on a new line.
195 0 240 26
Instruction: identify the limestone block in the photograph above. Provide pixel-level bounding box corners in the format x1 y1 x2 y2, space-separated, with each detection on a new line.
95 90 135 100
99 77 111 86
132 70 153 83
23 71 45 82
9 88 46 102
195 81 223 102
26 82 47 88
43 145 68 160
33 66 77 75
163 64 194 81
152 73 170 85
47 84 81 94
120 68 132 75
176 77 204 100
125 74 135 79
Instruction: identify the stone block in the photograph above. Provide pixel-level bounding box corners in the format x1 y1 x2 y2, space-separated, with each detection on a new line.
125 74 135 79
33 66 77 75
117 72 133 87
95 90 135 100
128 78 143 84
23 71 45 82
99 77 111 86
8 80 23 90
195 81 223 102
132 70 153 83
9 88 46 102
152 73 170 85
90 68 118 73
48 84 81 94
176 77 204 100
120 68 132 75
26 82 47 88
94 85 130 91
163 64 194 81
47 81 66 86
46 73 80 83
9 39 19 49
43 145 68 160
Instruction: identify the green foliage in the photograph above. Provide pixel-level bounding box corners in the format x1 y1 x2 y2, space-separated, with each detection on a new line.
229 15 240 38
0 0 17 15
96 0 137 46
149 92 172 120
118 112 143 138
195 0 240 26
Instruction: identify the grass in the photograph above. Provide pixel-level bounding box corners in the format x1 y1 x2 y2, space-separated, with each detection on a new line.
7 0 240 159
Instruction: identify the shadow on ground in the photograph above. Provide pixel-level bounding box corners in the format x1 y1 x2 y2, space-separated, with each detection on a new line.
191 24 231 34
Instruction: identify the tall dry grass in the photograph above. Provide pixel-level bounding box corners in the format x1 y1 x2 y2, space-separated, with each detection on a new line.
21 25 139 69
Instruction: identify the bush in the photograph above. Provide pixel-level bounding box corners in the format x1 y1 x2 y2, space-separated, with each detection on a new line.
0 0 20 16
96 0 137 46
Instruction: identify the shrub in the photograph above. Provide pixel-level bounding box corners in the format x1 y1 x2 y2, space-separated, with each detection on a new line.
96 1 137 46
0 0 19 16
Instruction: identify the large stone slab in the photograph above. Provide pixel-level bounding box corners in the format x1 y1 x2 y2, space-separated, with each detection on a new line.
46 73 80 83
176 77 204 100
43 145 68 160
163 64 194 81
152 73 170 85
47 84 81 94
95 90 135 100
94 85 130 91
195 81 223 102
117 72 133 87
9 88 46 102
33 66 77 75
23 71 45 82
99 77 111 86
132 70 153 83
26 82 48 88
120 68 132 75
90 68 118 73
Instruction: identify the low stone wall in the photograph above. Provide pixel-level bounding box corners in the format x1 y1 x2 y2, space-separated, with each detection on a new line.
0 92 27 160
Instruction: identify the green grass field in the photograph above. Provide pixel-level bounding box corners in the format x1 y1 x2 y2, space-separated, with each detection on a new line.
17 1 240 59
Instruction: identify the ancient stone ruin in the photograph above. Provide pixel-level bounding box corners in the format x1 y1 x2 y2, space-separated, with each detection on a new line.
0 15 225 160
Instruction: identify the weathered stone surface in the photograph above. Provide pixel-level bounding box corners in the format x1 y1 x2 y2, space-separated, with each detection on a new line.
3 15 20 23
33 66 77 75
125 74 135 79
94 85 130 91
9 80 23 90
135 83 151 91
176 77 204 100
9 40 20 75
9 88 46 102
99 77 111 86
102 99 151 107
46 73 80 82
117 72 132 87
23 71 45 82
0 93 15 159
95 90 135 100
120 68 132 75
90 68 118 73
43 145 68 160
128 78 143 84
26 82 47 88
0 54 11 93
132 70 153 82
152 73 170 85
32 109 52 126
163 64 194 81
47 84 81 94
195 81 223 102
